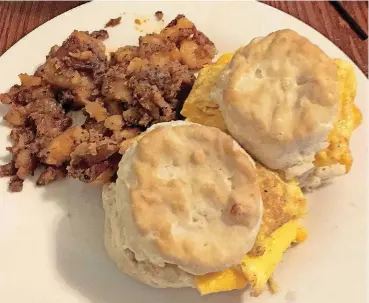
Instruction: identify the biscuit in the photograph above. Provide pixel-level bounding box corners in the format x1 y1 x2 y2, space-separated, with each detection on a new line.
103 121 263 277
213 29 339 178
103 183 194 288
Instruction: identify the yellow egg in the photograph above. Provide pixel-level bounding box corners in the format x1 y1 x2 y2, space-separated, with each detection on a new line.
195 164 307 296
181 63 227 131
215 53 234 64
195 267 247 295
195 220 307 297
314 59 362 171
241 220 307 296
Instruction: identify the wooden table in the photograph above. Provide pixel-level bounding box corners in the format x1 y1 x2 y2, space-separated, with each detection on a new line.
0 1 367 75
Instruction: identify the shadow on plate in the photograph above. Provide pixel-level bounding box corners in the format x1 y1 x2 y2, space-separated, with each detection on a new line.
41 179 244 303
0 104 8 117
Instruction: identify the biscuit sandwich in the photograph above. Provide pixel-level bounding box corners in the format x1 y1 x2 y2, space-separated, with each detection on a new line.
103 121 307 296
182 29 362 190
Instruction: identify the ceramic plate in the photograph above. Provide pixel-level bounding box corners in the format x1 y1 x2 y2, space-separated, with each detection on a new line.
0 2 367 303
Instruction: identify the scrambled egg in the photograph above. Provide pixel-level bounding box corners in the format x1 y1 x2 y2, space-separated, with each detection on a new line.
195 163 307 296
196 267 247 295
314 59 362 171
183 54 308 296
180 63 228 131
241 220 307 296
181 54 232 131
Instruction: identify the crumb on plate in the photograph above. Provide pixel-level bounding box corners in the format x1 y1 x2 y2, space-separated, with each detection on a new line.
155 11 164 21
105 17 122 28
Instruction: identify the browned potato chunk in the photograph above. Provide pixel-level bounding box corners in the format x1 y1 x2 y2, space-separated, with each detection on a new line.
15 149 36 179
4 106 27 126
113 127 142 142
37 166 67 185
119 133 144 154
89 168 116 185
104 115 124 131
113 46 138 63
85 102 108 122
19 74 42 87
0 93 12 104
45 127 89 166
0 162 16 177
71 139 119 166
9 176 24 192
180 40 213 69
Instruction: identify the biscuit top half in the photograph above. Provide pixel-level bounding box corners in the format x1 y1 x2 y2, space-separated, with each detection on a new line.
115 121 263 275
213 29 339 170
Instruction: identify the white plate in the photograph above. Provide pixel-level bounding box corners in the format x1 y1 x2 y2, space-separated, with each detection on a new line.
0 2 368 303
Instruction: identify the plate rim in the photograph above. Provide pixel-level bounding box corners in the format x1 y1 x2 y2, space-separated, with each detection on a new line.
0 1 367 79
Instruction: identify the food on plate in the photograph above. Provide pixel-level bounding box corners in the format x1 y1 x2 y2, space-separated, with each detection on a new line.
314 59 362 172
105 17 122 28
0 15 216 191
90 29 109 41
155 11 164 21
103 121 263 288
103 121 307 296
37 30 109 108
0 76 73 191
182 29 361 189
181 62 228 131
0 18 360 297
196 162 306 296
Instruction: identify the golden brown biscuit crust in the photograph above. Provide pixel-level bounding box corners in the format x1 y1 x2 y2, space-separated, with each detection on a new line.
123 123 263 274
216 29 339 170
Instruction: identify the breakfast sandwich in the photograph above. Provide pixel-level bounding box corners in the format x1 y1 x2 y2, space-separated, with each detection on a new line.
103 121 307 296
179 29 361 295
182 29 361 190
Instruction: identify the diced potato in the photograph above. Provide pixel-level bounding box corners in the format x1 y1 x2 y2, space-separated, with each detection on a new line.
45 126 89 166
90 168 116 185
4 106 27 126
119 133 144 154
85 102 108 122
15 149 35 179
104 115 124 131
71 140 119 165
19 74 42 87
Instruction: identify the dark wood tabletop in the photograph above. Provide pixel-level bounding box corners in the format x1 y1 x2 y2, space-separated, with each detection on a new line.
0 1 367 75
